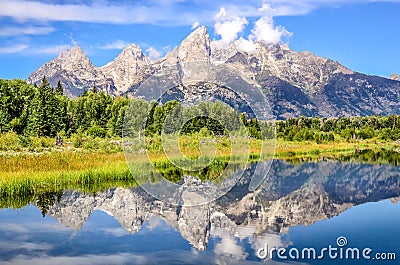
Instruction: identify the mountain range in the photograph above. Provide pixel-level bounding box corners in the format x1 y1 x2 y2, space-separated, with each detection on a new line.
27 26 400 119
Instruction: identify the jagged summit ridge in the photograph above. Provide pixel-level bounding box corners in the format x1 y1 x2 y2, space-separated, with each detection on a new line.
26 26 400 118
57 46 87 68
211 40 353 91
26 26 353 95
27 45 115 96
178 26 211 62
160 25 211 67
99 44 153 93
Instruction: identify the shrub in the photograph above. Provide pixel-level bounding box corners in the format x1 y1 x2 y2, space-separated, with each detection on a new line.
71 133 85 148
82 137 100 150
0 131 20 151
358 127 374 139
86 125 106 138
18 135 32 148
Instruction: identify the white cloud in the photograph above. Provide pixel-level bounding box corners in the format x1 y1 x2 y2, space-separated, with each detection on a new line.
0 0 195 25
0 44 72 55
98 227 128 237
69 33 78 46
0 253 148 265
0 26 54 36
213 228 248 263
145 216 162 230
213 7 248 48
0 0 397 26
162 45 172 51
210 6 291 52
0 44 29 54
146 46 162 60
99 40 128 50
30 44 71 54
191 21 200 29
248 232 290 256
0 241 52 251
0 223 29 233
250 16 292 45
236 37 256 53
0 0 139 24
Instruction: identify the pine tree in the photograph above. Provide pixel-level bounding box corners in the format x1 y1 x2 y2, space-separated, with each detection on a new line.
55 80 63 95
41 76 49 88
92 84 98 94
27 77 66 137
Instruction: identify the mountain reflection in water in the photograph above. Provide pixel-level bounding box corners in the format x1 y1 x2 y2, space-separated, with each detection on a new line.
37 160 400 248
0 159 399 265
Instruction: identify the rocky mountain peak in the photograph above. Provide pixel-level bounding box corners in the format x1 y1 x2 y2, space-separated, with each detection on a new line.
390 73 400 81
116 44 150 62
27 45 115 96
59 46 86 59
177 25 211 62
99 44 153 93
56 46 94 72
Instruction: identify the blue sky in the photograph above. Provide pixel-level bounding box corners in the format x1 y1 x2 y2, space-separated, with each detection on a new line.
0 0 399 80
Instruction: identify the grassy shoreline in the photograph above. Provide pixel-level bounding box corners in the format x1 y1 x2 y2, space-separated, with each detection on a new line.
1 139 398 179
1 139 399 205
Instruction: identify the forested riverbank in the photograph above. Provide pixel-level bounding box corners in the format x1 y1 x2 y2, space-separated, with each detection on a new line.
1 77 400 159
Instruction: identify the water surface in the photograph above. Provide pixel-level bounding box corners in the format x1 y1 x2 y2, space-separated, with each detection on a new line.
0 159 399 264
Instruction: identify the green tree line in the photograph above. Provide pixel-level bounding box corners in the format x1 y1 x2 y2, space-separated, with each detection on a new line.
0 78 128 138
0 78 266 139
1 78 399 143
276 115 400 143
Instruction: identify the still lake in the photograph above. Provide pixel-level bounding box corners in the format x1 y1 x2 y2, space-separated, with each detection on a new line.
0 159 399 265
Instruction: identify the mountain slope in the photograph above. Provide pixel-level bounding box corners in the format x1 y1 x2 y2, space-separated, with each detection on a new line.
27 46 115 96
319 73 400 116
213 41 354 92
26 26 400 118
99 44 153 94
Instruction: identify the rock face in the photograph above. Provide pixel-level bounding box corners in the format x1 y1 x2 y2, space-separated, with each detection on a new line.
27 27 400 118
390 73 400 81
158 26 211 67
99 44 153 94
27 46 115 96
212 42 353 92
177 26 211 63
